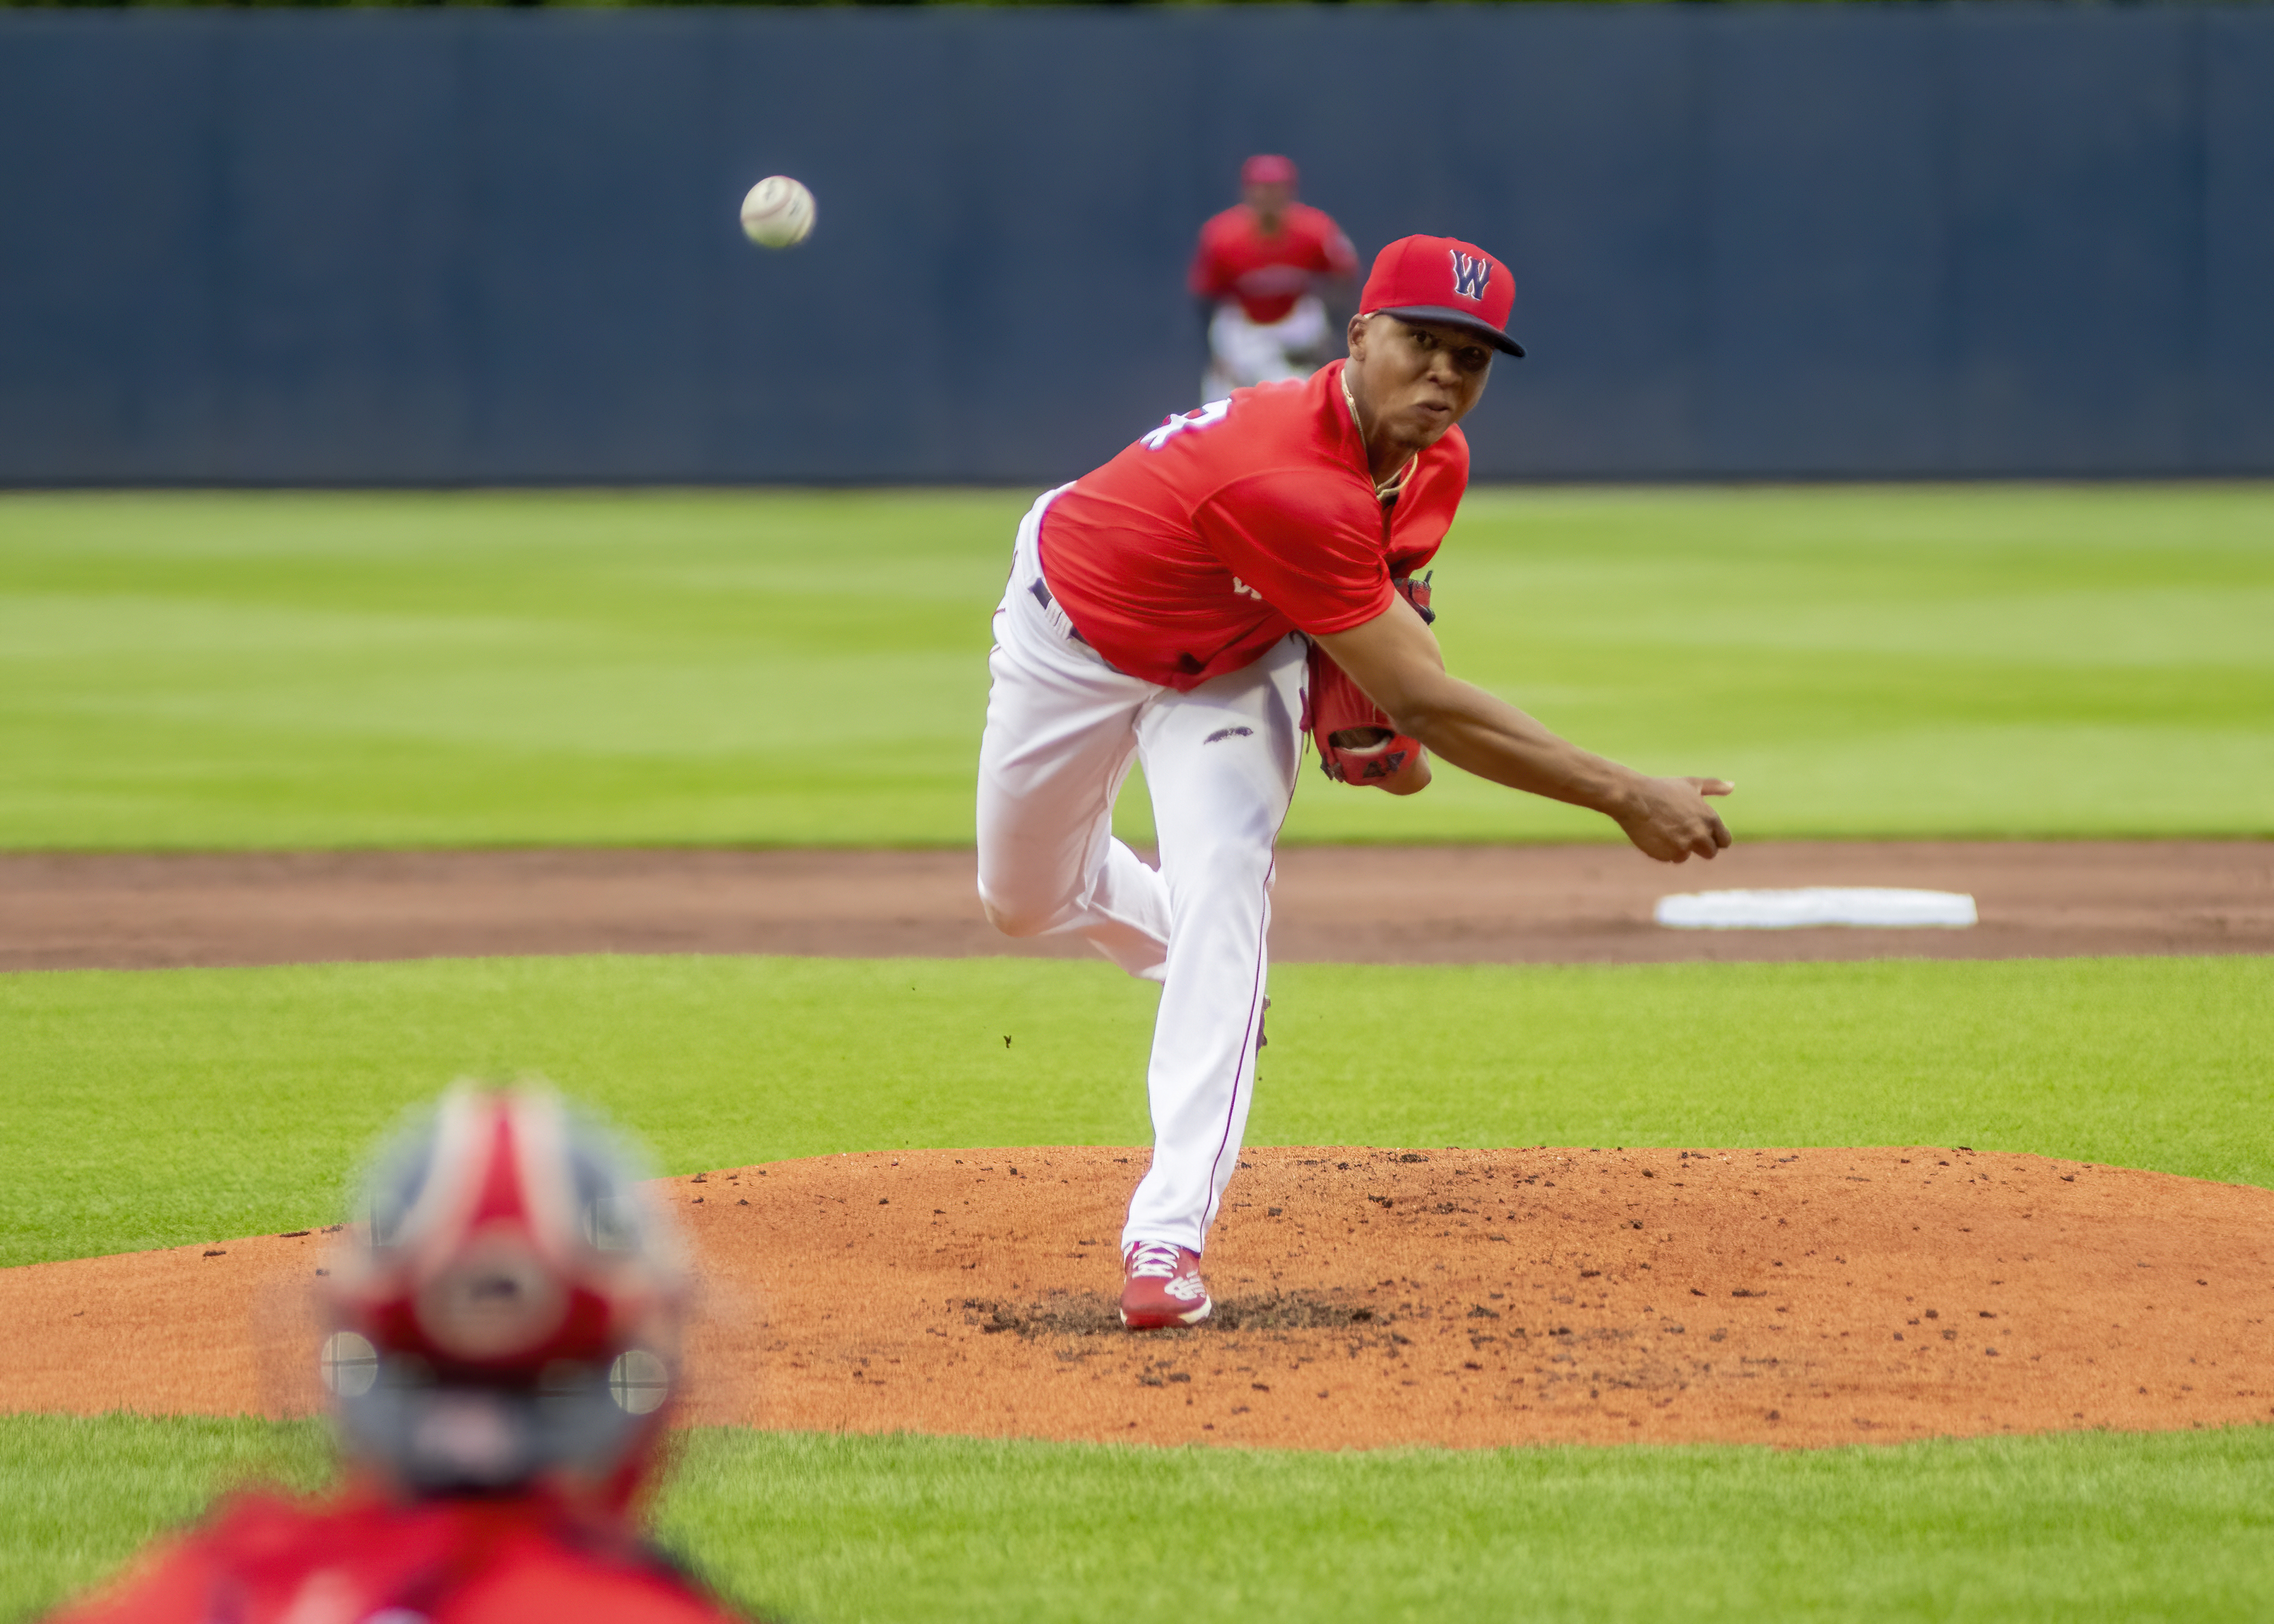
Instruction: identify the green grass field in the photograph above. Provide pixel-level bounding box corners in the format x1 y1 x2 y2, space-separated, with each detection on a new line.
5 484 2270 1619
2 484 2270 848
9 1416 2272 1623
5 953 2269 1269
4 952 2271 1619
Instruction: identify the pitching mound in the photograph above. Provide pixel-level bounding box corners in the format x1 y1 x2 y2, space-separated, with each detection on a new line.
5 1147 2271 1450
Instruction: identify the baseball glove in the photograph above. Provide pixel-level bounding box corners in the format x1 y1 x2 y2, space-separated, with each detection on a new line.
1306 574 1433 788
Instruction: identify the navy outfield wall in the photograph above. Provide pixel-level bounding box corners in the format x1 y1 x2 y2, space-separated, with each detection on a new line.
1 5 2269 486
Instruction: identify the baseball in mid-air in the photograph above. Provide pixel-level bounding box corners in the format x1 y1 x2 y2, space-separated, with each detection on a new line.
740 176 815 249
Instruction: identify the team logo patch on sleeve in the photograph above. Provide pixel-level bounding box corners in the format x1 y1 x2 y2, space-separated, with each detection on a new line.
1450 251 1492 301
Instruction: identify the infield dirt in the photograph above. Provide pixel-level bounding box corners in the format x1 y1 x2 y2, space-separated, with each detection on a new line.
7 1146 2270 1451
4 839 2268 973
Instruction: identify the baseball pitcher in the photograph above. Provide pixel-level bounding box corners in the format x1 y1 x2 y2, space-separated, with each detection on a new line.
978 235 1732 1329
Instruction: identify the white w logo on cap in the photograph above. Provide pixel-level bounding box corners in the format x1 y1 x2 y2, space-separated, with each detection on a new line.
1450 251 1492 301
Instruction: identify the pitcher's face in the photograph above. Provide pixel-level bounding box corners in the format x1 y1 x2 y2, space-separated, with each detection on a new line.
1345 315 1493 453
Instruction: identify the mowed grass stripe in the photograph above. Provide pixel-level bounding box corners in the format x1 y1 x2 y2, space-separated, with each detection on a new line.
3 953 2266 1269
5 1416 2272 1623
660 1426 2274 1624
2 484 2269 848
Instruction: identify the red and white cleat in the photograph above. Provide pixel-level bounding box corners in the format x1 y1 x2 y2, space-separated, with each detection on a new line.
1120 1239 1211 1328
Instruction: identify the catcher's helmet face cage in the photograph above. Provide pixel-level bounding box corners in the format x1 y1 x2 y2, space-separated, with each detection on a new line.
319 1085 686 1496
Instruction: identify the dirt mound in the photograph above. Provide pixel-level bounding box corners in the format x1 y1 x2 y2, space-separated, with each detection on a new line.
6 1147 2272 1450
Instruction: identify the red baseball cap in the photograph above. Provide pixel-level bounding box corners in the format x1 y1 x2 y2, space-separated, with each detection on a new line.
1240 154 1299 187
1359 234 1525 357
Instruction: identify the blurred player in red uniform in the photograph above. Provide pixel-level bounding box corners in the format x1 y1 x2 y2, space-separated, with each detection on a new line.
1189 154 1358 403
46 1087 752 1624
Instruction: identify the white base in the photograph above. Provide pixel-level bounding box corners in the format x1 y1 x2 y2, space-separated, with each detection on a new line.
1654 887 1978 930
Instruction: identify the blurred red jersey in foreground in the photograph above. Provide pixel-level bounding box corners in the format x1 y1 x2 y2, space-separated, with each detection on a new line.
46 1481 749 1624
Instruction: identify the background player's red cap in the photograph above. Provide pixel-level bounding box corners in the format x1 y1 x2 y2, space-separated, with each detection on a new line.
1240 154 1299 187
1359 234 1525 357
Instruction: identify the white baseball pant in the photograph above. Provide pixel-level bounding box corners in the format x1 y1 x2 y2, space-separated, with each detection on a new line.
976 488 1307 1256
1202 294 1331 403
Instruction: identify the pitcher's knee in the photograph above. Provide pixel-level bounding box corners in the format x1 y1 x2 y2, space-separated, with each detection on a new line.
979 888 1054 939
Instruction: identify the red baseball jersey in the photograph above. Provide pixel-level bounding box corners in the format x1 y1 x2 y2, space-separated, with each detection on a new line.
45 1487 752 1624
1188 203 1359 325
1037 361 1468 692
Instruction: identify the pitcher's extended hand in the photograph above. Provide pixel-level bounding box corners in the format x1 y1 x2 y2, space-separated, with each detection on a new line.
1615 776 1734 863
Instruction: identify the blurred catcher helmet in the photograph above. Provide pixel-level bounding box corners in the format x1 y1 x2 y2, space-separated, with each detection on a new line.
319 1085 686 1496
